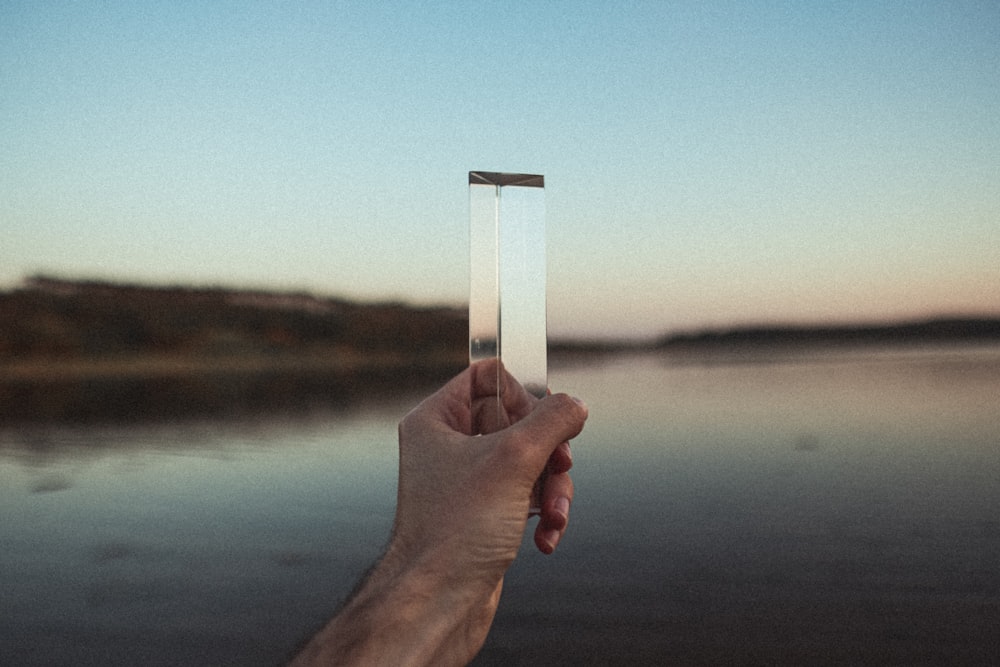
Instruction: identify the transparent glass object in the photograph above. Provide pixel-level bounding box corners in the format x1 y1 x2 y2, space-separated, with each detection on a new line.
469 171 547 399
469 171 547 515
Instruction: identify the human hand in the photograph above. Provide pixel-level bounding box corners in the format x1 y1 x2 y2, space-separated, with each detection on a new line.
467 360 579 554
380 358 586 662
288 359 587 666
394 358 587 564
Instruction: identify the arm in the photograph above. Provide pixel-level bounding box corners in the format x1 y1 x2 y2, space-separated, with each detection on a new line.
289 360 588 666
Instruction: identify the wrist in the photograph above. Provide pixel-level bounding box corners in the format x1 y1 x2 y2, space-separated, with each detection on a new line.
291 541 499 667
373 540 501 662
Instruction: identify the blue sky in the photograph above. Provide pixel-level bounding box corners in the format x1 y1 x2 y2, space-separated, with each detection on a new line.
2 1 998 339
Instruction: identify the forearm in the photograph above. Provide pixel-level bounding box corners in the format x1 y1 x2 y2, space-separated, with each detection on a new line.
288 545 500 667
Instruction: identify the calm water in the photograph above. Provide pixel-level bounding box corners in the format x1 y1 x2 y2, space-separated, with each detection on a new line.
2 346 999 666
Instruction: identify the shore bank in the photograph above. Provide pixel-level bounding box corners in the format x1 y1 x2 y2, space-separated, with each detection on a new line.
0 351 464 425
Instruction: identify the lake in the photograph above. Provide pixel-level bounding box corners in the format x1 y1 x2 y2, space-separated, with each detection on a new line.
2 345 999 666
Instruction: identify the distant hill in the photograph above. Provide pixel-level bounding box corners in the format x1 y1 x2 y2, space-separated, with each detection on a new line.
3 276 998 423
657 317 1000 350
0 276 467 423
1 275 466 361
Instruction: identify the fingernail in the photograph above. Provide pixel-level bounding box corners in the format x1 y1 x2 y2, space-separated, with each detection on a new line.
554 496 570 518
571 396 588 416
544 528 561 551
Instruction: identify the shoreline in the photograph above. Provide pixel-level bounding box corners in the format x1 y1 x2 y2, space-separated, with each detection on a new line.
0 351 465 426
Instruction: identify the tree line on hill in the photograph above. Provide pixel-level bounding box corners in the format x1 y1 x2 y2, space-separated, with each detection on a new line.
657 317 1000 350
0 277 468 423
2 276 997 424
4 276 998 362
0 275 465 361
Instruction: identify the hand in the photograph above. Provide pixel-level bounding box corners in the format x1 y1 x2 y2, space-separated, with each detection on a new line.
288 359 588 666
396 358 583 560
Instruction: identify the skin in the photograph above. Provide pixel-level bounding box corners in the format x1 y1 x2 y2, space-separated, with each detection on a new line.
288 359 589 666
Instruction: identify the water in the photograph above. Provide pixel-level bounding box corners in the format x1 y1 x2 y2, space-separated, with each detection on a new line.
2 346 999 666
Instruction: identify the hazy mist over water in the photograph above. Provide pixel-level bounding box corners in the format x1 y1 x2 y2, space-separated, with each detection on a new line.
2 345 999 665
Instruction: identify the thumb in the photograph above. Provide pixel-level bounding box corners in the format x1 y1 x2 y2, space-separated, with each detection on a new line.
502 394 588 467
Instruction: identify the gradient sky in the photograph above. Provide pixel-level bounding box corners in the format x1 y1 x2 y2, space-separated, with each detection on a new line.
3 1 998 339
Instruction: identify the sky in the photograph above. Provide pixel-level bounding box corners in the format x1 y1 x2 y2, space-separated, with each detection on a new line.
2 1 998 340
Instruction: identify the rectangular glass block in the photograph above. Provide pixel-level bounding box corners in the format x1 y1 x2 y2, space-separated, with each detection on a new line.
468 171 547 399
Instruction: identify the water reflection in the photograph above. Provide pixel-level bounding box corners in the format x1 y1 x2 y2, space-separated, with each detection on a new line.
480 345 1000 666
0 398 418 666
2 346 999 665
